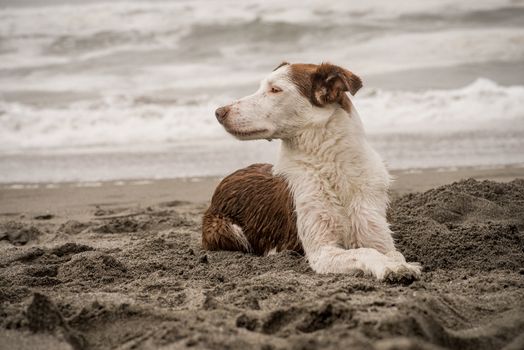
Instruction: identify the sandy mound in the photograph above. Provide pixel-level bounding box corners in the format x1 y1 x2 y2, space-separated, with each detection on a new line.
0 179 523 350
391 178 524 271
0 221 43 245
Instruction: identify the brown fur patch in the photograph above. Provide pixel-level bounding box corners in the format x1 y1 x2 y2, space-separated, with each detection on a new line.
202 163 302 256
289 63 317 102
289 62 362 113
313 63 362 97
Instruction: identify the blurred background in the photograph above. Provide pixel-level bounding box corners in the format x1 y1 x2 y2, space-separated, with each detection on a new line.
1 0 523 183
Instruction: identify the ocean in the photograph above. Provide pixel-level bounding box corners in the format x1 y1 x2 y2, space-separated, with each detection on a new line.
1 0 524 183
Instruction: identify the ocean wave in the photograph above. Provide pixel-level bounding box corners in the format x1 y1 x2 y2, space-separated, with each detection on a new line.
2 25 524 97
1 79 523 153
358 78 524 132
2 0 521 34
1 0 524 72
0 95 225 151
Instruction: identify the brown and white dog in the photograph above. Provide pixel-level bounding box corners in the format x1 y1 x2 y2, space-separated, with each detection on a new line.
202 62 421 282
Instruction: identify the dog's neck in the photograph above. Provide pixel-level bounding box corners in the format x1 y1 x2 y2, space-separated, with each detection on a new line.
274 102 390 208
275 104 369 175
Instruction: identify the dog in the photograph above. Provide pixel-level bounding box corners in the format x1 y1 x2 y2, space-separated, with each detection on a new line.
202 62 421 282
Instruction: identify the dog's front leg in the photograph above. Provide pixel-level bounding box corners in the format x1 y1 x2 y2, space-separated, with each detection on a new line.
306 244 389 278
344 203 422 280
297 208 421 282
306 244 420 282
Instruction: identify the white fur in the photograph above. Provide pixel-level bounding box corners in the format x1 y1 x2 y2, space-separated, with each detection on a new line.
222 65 421 281
265 247 278 256
229 223 253 253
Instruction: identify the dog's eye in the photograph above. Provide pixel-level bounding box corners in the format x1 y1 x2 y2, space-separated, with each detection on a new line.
270 87 282 93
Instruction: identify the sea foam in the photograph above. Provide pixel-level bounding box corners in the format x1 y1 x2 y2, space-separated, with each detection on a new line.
1 79 523 153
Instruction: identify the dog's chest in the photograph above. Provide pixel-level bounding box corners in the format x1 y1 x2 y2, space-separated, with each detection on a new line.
290 168 362 247
317 177 360 247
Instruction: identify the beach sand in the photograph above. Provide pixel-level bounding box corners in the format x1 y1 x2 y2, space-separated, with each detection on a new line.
1 166 523 350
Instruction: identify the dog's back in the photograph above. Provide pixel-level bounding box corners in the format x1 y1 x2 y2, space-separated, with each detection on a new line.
202 163 302 255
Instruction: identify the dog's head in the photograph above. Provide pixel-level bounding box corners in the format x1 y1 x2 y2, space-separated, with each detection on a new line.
215 62 362 140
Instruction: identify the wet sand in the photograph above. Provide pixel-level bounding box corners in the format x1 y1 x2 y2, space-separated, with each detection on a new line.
0 166 523 350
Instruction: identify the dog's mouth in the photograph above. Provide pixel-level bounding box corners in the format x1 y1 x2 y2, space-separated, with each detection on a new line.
226 128 269 138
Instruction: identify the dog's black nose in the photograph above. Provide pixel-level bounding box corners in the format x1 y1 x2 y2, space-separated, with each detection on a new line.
215 106 231 124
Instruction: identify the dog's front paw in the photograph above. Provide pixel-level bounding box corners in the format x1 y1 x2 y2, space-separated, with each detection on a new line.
382 261 422 285
385 250 406 263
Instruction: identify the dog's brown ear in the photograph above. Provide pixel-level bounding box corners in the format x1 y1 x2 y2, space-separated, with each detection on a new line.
311 63 362 107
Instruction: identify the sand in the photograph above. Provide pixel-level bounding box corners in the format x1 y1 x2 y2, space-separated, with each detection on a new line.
0 167 523 350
